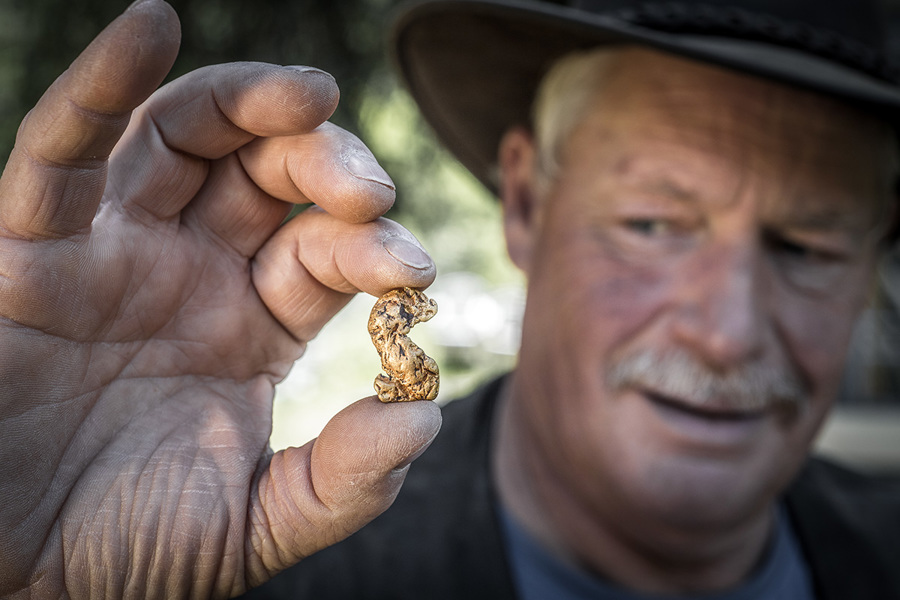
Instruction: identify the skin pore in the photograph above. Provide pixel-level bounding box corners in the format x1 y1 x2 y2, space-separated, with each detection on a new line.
493 47 895 594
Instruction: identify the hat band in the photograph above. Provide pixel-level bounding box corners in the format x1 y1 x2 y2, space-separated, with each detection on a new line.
611 2 899 83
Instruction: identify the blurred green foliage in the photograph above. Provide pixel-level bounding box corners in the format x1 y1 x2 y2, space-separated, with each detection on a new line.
0 0 392 151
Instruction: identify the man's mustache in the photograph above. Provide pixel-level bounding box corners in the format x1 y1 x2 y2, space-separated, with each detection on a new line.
607 348 807 413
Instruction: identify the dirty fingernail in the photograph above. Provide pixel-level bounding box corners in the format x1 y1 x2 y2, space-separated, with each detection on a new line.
344 150 395 189
384 236 431 270
284 65 337 81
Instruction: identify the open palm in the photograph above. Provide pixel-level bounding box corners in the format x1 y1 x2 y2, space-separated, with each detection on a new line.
0 2 440 598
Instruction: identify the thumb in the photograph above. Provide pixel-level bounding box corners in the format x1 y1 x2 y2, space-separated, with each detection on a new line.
245 397 442 585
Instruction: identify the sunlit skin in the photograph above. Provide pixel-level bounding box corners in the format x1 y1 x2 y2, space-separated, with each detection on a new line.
493 47 895 594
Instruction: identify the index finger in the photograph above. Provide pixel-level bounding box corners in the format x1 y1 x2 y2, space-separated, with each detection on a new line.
106 62 341 221
0 0 180 239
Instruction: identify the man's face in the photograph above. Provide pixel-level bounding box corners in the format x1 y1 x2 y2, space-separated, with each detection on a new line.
504 49 892 534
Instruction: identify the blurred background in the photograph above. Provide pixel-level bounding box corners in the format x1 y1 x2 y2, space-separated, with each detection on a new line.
0 0 897 470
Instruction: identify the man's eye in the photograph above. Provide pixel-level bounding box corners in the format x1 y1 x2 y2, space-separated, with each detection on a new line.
625 219 670 236
774 237 814 258
766 231 853 293
768 233 837 263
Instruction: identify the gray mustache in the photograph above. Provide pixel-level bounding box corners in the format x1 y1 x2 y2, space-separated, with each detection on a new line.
607 348 806 412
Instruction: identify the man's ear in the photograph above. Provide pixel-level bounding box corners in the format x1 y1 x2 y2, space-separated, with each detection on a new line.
498 126 542 273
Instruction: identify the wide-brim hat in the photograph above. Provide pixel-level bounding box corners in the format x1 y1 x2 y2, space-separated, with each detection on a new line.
390 0 900 193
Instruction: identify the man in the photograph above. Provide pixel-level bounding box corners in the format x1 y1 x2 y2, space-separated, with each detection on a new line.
3 1 899 599
244 0 900 598
0 1 442 597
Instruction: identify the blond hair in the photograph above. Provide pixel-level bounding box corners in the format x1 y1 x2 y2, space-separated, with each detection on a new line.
531 48 620 195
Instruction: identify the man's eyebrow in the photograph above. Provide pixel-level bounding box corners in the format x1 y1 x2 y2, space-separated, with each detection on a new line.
786 210 849 229
779 201 874 234
628 174 701 204
634 179 876 234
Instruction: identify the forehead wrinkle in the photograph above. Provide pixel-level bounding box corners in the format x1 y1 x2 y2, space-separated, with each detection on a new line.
591 124 760 216
589 47 889 161
585 64 786 196
568 49 893 228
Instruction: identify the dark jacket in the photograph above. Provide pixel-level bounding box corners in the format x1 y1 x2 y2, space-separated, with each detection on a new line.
242 376 900 599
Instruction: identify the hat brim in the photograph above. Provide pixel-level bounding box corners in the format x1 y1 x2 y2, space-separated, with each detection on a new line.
390 0 900 193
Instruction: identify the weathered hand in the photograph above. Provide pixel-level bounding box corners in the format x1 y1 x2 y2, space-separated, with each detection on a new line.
0 1 440 597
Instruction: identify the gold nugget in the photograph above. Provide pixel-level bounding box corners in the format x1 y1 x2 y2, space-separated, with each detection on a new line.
368 287 440 403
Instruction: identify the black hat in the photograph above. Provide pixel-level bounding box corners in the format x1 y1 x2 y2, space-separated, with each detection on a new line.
390 0 900 192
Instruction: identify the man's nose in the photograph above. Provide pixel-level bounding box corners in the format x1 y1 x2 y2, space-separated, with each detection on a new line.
671 241 768 370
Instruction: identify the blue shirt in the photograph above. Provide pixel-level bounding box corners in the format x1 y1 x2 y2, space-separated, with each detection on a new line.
499 504 816 600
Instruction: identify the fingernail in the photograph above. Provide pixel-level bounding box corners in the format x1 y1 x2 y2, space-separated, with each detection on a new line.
127 0 152 10
343 149 395 190
284 65 336 81
384 236 431 270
